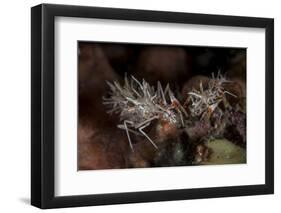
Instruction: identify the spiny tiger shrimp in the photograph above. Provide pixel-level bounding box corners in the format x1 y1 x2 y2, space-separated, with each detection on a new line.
186 71 237 120
103 74 188 151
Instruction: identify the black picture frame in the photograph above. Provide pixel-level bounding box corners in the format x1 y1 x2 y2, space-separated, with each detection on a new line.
31 3 274 209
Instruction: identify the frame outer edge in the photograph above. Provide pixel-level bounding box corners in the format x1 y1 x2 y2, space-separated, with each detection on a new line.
30 3 275 209
31 4 43 208
265 18 274 194
42 4 56 208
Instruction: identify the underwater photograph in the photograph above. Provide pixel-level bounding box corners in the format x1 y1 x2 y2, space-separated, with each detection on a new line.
78 42 246 170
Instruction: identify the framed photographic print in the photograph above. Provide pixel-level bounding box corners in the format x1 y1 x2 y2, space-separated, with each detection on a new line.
31 3 274 209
